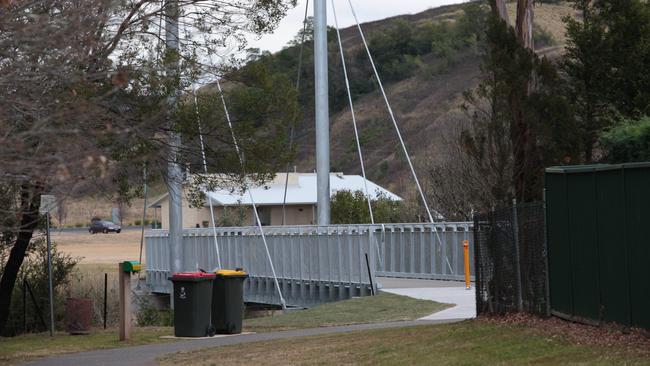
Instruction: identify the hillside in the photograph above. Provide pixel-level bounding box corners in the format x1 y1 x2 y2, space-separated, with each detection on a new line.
257 2 576 197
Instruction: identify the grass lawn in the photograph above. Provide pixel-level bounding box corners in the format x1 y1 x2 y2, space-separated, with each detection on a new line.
160 320 650 366
0 327 173 366
243 292 450 332
0 292 447 365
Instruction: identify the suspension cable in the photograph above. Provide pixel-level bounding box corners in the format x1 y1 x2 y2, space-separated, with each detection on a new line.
347 0 434 224
331 0 374 224
193 93 222 270
347 0 453 273
282 0 311 225
214 78 287 310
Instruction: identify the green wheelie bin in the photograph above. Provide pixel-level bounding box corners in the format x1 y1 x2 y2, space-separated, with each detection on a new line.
211 269 248 334
170 272 215 337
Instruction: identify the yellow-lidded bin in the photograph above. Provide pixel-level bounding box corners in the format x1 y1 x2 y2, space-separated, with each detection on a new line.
211 268 248 334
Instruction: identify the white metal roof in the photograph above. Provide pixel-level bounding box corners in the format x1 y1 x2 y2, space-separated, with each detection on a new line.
205 173 401 206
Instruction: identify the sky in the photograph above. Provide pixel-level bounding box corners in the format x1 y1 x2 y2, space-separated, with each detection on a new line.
246 0 469 53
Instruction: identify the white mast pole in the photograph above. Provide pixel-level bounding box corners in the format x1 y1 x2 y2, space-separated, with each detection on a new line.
314 0 330 226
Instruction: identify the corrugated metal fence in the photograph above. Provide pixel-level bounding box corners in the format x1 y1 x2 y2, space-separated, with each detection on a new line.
145 222 473 307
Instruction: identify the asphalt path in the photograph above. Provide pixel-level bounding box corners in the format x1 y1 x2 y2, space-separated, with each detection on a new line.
25 319 463 366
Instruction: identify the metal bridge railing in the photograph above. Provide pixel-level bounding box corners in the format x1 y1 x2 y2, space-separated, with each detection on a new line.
145 222 473 307
375 222 474 281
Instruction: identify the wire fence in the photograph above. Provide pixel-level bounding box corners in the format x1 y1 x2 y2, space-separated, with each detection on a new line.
473 201 549 317
3 273 123 337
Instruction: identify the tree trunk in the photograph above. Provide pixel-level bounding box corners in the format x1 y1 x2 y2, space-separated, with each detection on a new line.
0 183 42 334
490 0 510 24
516 0 534 50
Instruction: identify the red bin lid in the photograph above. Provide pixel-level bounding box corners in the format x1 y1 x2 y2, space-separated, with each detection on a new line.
171 271 215 280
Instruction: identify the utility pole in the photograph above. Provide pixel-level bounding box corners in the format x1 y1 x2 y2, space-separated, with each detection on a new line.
165 0 183 277
314 0 330 226
45 213 54 336
39 195 56 336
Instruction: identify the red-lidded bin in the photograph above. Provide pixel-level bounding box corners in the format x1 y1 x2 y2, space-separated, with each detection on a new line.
170 272 215 337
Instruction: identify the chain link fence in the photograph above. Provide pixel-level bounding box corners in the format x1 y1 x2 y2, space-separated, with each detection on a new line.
473 201 550 317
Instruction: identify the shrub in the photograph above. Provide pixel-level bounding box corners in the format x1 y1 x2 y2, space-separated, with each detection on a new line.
331 189 414 224
136 296 173 327
1 238 78 336
601 117 650 163
136 297 160 326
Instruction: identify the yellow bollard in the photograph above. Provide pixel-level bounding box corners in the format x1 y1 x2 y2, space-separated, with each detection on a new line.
463 240 471 290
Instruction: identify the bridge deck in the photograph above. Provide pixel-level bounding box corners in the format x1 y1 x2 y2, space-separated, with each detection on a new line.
145 223 473 307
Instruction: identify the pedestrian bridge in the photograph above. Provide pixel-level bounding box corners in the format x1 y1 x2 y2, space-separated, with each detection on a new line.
145 222 474 308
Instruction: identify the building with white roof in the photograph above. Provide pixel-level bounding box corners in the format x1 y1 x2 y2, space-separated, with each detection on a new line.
149 172 401 228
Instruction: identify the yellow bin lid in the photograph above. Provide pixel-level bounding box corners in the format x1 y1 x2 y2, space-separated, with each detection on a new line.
215 269 248 277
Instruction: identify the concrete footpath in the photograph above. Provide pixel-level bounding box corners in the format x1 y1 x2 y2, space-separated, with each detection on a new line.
378 277 477 321
25 319 461 366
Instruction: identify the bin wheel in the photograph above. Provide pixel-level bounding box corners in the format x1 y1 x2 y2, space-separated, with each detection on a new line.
207 325 216 337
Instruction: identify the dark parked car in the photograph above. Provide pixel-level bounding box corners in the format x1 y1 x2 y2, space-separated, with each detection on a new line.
89 218 121 234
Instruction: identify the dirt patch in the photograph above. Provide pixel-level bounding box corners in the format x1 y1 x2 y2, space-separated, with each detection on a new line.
483 313 650 357
51 229 144 264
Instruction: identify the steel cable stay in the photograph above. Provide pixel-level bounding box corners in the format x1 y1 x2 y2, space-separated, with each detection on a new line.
345 0 453 274
282 0 311 225
331 0 384 270
193 93 222 270
331 0 374 225
212 77 288 310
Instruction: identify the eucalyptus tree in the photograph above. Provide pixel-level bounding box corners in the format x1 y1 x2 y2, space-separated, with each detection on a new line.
0 0 297 333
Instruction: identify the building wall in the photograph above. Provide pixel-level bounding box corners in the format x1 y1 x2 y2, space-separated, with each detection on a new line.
269 205 315 226
160 195 208 229
158 198 314 228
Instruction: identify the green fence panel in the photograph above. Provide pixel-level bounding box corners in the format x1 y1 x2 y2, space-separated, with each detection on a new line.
566 172 600 321
545 173 573 316
624 166 650 329
546 163 650 330
595 169 630 326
